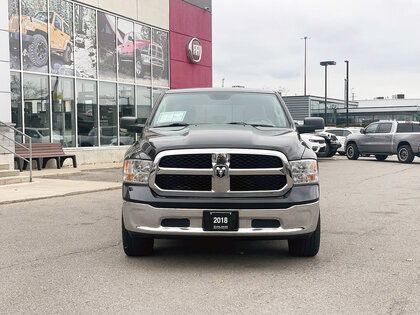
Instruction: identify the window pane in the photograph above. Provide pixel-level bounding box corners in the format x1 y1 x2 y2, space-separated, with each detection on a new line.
377 123 392 133
23 74 50 142
75 4 97 78
135 24 151 85
99 82 117 145
365 123 378 134
51 77 75 147
8 0 21 70
77 79 98 146
49 0 74 76
136 86 151 124
98 12 116 81
396 123 413 133
21 0 48 73
413 124 420 132
10 72 22 142
118 84 135 145
151 29 169 87
117 19 134 83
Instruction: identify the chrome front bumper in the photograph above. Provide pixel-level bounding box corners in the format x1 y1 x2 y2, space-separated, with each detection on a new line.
123 201 320 237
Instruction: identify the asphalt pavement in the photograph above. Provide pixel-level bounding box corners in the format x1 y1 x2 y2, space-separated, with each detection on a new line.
0 156 419 314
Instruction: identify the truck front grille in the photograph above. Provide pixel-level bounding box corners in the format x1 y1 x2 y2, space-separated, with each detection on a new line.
150 149 293 197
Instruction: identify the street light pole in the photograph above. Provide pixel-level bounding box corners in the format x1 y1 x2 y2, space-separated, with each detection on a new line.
345 60 349 127
301 36 310 96
320 61 336 125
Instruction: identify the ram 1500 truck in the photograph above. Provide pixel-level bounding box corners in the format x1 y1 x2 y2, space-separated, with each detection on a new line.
346 121 420 163
120 88 324 257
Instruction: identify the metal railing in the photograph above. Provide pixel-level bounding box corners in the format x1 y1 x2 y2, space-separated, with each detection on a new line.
0 121 32 182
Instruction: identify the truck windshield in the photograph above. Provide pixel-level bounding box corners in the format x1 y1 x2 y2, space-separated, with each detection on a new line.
151 92 291 128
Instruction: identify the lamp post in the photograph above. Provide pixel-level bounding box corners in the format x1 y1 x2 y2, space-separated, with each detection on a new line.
301 36 310 96
320 61 336 125
344 60 349 127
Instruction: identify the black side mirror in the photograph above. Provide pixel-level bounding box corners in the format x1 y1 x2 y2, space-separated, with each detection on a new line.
120 117 145 133
296 117 325 134
360 128 366 134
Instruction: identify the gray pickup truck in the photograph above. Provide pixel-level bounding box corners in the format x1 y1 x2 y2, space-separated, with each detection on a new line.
345 121 420 163
120 88 324 257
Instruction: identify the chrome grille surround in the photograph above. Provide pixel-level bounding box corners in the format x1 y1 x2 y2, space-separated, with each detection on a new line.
149 149 294 197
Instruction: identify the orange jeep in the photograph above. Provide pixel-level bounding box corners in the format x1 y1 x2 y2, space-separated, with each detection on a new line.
9 11 72 67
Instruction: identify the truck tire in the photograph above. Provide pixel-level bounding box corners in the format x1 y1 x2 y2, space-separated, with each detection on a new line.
375 155 387 161
397 145 414 163
122 217 154 256
63 45 72 64
28 34 48 67
288 216 320 257
346 143 359 160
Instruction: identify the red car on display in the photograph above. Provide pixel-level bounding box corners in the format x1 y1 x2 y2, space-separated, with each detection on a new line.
118 32 164 78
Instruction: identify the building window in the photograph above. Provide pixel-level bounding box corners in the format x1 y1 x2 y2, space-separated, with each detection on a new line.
23 73 50 142
21 0 49 73
77 79 98 147
151 29 169 87
118 84 135 145
117 19 134 83
98 12 116 81
99 82 117 146
136 86 151 124
8 0 21 70
10 72 22 141
51 76 75 147
49 0 74 76
135 24 151 86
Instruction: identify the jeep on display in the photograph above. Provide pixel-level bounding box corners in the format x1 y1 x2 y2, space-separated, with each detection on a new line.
120 88 324 257
9 11 72 67
117 32 164 78
346 121 420 163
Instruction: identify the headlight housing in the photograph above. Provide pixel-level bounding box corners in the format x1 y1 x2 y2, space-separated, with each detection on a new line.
123 159 152 184
290 159 318 185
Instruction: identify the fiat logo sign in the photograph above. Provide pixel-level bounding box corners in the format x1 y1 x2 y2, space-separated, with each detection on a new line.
187 37 202 63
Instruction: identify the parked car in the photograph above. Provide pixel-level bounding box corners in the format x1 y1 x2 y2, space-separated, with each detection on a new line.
300 133 326 156
345 121 420 163
121 88 324 257
9 11 72 67
314 131 341 157
326 127 362 155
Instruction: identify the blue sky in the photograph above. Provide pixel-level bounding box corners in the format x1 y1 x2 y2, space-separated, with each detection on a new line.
212 0 420 100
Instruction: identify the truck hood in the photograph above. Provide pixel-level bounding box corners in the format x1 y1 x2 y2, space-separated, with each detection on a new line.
125 124 309 161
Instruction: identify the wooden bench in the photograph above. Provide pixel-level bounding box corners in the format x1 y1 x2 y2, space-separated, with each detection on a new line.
15 143 77 171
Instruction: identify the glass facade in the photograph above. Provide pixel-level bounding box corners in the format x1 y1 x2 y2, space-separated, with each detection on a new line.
8 0 168 147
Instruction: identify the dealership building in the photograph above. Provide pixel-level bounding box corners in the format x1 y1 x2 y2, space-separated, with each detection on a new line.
0 0 212 168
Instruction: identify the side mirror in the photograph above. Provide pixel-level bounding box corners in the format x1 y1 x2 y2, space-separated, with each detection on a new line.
296 117 325 134
360 128 366 134
128 35 133 42
120 117 145 133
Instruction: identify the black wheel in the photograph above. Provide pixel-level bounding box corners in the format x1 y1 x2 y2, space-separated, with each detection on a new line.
397 145 414 163
338 152 345 156
28 34 48 67
135 54 145 78
122 217 154 256
288 216 320 257
63 45 72 64
375 155 388 161
346 143 359 160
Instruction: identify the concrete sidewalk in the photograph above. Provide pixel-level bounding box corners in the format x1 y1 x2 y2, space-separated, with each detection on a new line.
0 163 122 204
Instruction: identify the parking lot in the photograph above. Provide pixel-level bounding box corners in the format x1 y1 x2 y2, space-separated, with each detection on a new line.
0 156 419 314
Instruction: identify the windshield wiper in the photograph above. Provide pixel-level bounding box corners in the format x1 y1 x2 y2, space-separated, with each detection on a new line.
227 122 278 128
153 122 189 128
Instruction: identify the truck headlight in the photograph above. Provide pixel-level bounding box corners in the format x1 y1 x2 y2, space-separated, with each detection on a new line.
290 160 318 184
123 159 152 184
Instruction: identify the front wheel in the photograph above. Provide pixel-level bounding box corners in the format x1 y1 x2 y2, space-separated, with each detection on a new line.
346 143 359 160
28 34 48 67
122 217 154 256
397 145 414 163
63 45 72 64
288 216 320 257
375 155 388 161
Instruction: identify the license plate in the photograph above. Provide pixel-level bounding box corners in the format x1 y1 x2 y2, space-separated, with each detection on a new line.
203 211 239 231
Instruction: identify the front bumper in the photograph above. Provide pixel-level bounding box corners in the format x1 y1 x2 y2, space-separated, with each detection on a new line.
122 185 320 238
